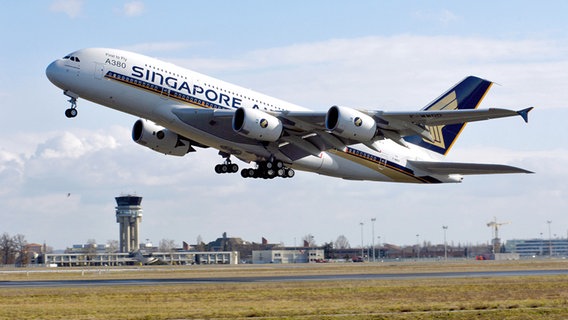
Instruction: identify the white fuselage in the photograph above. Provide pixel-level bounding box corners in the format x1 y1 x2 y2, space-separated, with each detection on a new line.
46 48 455 183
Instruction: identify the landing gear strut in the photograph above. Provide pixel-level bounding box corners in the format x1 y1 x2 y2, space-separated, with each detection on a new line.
64 90 78 118
240 159 295 179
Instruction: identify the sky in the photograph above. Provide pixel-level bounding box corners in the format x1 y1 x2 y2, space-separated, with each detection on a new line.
1 1 567 250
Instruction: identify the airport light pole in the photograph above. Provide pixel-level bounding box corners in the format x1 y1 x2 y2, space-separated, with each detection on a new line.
360 222 364 261
539 232 544 256
416 234 420 259
547 220 552 256
371 218 376 262
442 226 448 261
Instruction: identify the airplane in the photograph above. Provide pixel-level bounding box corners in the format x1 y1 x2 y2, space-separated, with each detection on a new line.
46 48 533 183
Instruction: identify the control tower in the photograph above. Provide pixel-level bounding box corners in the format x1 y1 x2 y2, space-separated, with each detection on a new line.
115 195 143 253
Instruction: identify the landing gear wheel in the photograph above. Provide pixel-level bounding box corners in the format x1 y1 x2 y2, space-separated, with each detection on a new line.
230 164 239 173
285 168 295 178
277 168 286 177
65 108 77 118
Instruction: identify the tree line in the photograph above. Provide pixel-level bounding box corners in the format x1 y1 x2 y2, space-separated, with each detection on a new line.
0 233 28 266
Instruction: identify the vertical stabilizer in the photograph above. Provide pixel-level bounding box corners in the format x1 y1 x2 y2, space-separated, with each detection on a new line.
404 76 492 156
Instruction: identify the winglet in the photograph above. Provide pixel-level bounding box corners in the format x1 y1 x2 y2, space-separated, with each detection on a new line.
517 107 533 123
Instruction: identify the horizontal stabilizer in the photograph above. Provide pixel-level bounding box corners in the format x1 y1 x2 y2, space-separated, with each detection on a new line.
408 160 533 175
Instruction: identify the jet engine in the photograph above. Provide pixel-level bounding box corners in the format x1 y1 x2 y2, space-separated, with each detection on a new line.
325 105 377 141
232 107 283 142
132 119 193 156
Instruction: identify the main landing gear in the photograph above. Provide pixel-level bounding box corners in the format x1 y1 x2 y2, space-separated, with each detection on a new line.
240 159 295 179
213 155 295 179
214 158 239 174
64 90 79 118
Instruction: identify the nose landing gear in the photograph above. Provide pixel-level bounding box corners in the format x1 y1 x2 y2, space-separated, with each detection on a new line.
63 90 79 118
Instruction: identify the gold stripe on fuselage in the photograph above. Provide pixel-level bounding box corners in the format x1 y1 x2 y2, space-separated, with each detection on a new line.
329 149 431 183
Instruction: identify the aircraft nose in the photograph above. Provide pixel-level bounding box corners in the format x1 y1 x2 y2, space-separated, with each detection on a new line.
45 60 65 88
45 60 60 85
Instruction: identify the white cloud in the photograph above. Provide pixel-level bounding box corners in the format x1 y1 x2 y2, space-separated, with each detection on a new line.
33 131 119 160
49 0 83 19
122 1 145 17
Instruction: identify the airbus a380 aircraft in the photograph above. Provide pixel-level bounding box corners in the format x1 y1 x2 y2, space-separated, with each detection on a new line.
46 48 533 183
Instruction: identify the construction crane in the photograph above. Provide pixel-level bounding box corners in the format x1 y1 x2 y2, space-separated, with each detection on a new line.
487 217 510 253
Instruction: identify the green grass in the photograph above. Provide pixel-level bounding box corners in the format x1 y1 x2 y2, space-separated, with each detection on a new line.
0 260 567 319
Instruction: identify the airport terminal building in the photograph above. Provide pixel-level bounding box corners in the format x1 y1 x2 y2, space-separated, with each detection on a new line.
505 239 568 257
44 250 238 267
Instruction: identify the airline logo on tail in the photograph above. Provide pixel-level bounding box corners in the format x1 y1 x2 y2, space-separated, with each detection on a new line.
423 90 458 150
405 77 493 156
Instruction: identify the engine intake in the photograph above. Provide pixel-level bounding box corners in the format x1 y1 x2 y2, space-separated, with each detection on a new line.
132 119 193 156
232 107 283 142
325 106 377 141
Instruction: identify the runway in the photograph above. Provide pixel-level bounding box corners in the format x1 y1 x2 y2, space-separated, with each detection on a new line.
2 268 567 288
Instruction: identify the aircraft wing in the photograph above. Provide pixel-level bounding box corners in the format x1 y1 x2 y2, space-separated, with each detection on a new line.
277 107 532 151
170 74 532 162
408 160 533 175
172 106 532 162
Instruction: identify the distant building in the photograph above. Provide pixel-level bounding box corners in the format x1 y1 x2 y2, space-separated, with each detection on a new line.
505 239 568 257
252 249 324 264
44 250 238 267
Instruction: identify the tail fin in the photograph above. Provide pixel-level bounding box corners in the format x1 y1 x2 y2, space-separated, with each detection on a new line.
405 76 492 156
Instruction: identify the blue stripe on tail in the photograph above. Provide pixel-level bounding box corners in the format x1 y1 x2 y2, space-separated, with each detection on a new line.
404 76 493 156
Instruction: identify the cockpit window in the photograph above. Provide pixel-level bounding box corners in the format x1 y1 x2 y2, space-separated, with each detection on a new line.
63 55 80 62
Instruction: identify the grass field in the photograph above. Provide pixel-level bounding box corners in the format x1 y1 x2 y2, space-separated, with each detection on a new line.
1 260 567 319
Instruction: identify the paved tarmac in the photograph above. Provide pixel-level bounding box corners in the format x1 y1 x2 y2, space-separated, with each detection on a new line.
1 269 567 288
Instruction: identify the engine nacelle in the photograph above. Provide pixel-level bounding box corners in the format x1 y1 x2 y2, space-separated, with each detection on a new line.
325 106 377 141
132 119 193 156
232 107 283 142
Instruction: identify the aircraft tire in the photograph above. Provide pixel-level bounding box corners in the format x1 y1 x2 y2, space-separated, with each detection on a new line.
285 168 295 178
248 169 257 178
65 108 77 118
